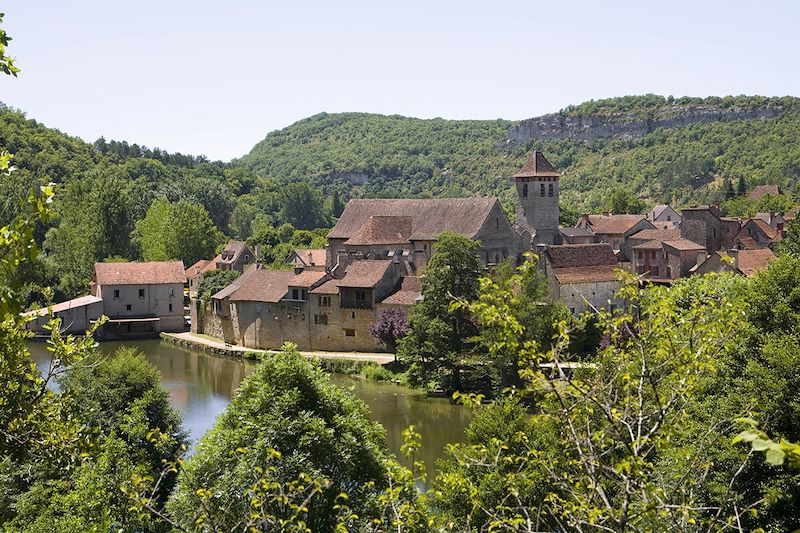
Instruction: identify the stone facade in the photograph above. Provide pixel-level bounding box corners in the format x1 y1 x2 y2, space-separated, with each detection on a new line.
680 206 741 252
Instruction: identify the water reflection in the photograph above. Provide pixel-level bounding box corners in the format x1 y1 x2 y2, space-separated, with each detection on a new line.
28 340 470 476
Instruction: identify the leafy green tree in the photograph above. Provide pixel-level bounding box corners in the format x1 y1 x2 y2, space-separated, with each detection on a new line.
398 231 480 390
196 269 239 301
44 171 133 296
0 12 19 76
133 199 222 266
7 348 187 532
167 345 390 532
278 182 329 230
737 175 747 196
602 187 645 214
776 221 800 256
723 176 735 198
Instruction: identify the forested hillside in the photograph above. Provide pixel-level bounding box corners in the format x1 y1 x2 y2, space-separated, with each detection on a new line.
240 95 800 212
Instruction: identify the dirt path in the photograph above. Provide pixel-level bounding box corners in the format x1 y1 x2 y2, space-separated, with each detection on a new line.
164 332 395 364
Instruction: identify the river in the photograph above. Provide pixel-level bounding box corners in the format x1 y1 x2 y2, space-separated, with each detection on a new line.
28 339 471 477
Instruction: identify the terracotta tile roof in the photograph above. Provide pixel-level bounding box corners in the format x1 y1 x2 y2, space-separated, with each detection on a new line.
228 269 294 303
512 150 561 178
94 261 186 286
380 276 422 306
552 265 618 283
735 237 759 250
185 259 212 279
545 243 619 268
735 248 777 276
309 279 340 295
748 184 783 200
584 214 652 235
289 270 328 288
329 197 500 241
219 240 249 264
293 249 326 268
24 295 103 317
338 260 394 288
345 215 412 245
560 227 595 238
662 239 705 252
751 219 780 239
628 228 681 242
632 240 664 250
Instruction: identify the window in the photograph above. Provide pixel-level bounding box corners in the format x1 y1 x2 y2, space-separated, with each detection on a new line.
522 183 528 197
355 290 366 301
496 217 499 229
652 265 659 277
169 303 173 312
292 289 299 300
650 250 656 259
314 314 328 325
667 215 671 221
113 289 120 300
548 183 554 197
138 288 145 299
245 254 250 262
126 304 132 311
301 289 307 300
319 295 331 307
637 251 643 260
540 183 545 197
666 266 672 278
351 311 356 319
344 328 356 337
169 288 175 297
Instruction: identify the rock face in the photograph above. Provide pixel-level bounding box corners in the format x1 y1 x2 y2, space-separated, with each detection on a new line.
502 105 784 146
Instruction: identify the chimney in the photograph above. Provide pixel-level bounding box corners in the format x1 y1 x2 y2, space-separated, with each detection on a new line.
726 248 740 270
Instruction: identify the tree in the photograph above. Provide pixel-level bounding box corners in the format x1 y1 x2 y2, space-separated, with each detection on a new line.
398 231 480 390
278 182 329 230
6 348 187 532
331 190 345 218
602 187 645 214
369 308 409 353
0 12 19 77
435 274 761 531
776 221 800 256
166 344 390 532
133 199 222 266
724 176 735 199
196 269 239 302
737 175 747 196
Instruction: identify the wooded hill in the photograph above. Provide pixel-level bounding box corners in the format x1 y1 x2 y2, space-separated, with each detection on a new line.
239 95 800 212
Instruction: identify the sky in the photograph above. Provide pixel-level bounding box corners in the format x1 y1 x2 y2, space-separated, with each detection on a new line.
1 1 798 161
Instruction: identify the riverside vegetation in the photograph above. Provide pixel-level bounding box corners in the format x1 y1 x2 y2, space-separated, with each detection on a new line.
2 14 800 532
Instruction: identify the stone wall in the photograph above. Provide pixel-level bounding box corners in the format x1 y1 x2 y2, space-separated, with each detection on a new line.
557 280 623 316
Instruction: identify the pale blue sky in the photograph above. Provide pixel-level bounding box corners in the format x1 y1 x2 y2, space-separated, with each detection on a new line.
1 1 797 161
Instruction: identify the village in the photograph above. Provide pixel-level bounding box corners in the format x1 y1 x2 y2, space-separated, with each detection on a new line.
25 148 788 352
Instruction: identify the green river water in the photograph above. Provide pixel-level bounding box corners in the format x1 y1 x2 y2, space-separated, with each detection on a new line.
29 339 471 477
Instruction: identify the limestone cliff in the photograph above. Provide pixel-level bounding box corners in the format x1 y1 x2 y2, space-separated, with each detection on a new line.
501 104 784 146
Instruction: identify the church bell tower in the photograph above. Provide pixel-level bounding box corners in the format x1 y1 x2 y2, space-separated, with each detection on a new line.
513 149 561 246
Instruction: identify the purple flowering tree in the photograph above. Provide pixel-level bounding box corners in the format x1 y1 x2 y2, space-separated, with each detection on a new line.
369 308 409 355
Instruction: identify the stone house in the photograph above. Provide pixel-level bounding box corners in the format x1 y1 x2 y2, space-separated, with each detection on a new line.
185 255 220 296
91 261 186 337
632 238 705 281
732 219 783 250
327 197 524 270
559 227 597 245
646 204 682 227
24 295 104 335
217 240 255 273
754 212 786 231
575 214 655 252
621 227 681 265
539 243 623 316
680 206 742 252
290 249 327 271
692 248 777 277
748 184 783 201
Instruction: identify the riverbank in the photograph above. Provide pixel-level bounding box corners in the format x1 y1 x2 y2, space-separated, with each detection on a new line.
160 331 396 365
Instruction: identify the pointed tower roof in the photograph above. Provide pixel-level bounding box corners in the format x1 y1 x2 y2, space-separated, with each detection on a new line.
513 150 561 178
